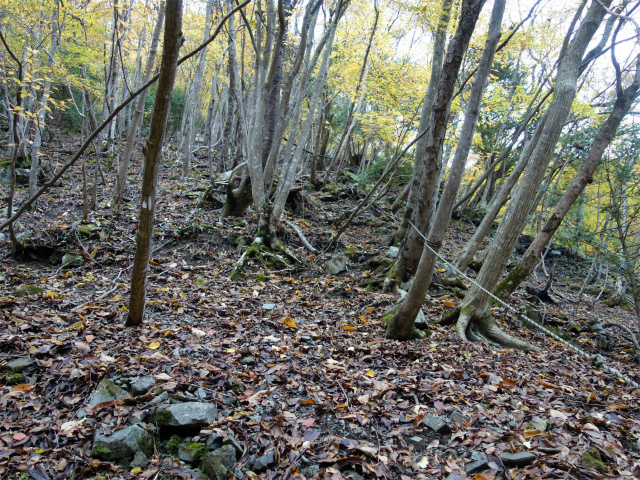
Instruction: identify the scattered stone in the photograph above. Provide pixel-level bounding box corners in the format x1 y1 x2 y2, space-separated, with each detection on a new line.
261 303 276 311
445 474 467 480
449 411 470 426
61 253 84 267
1 167 29 185
486 373 503 385
130 451 148 469
239 356 255 365
422 414 451 435
591 323 606 334
528 416 548 432
300 466 320 478
149 391 169 405
386 246 399 258
178 442 208 464
567 322 582 334
326 254 348 275
156 402 218 429
223 435 243 456
200 444 237 480
197 387 207 399
195 277 210 287
131 375 156 396
465 451 489 474
344 246 359 255
249 447 275 472
500 451 537 468
525 307 542 324
547 325 571 342
596 335 609 350
78 224 101 239
15 284 45 297
91 425 153 461
414 308 427 329
128 409 148 425
6 356 34 372
206 431 223 450
408 436 423 443
580 449 610 473
89 378 131 407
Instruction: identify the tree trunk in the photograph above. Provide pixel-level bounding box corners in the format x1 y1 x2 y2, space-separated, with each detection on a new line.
386 0 505 340
388 0 452 285
496 53 640 300
126 0 183 327
112 2 165 209
454 0 612 350
387 0 502 340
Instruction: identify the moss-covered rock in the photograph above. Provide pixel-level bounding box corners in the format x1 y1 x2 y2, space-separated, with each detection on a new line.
15 284 45 297
91 425 153 461
195 277 210 287
178 442 208 463
201 444 237 480
166 434 185 456
255 273 267 282
547 325 571 342
89 378 130 407
580 449 610 473
344 246 359 255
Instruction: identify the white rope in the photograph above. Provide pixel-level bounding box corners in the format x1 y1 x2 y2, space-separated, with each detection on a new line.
409 221 640 391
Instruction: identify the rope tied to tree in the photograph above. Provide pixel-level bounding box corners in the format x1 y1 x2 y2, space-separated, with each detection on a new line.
409 221 640 391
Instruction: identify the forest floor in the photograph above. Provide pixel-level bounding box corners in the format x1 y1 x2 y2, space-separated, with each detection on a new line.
1 139 640 480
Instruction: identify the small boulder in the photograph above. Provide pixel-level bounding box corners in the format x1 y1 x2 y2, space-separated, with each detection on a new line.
465 451 489 474
249 447 275 472
500 451 537 468
195 277 210 287
326 254 348 275
386 246 399 258
261 303 276 311
449 411 470 426
15 284 45 297
91 425 153 461
178 442 208 464
89 378 131 407
422 414 451 435
6 356 34 372
131 375 156 396
156 402 218 429
78 224 101 240
61 253 84 267
201 444 237 480
130 451 148 469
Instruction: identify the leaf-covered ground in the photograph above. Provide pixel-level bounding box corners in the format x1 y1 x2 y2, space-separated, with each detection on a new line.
1 141 640 479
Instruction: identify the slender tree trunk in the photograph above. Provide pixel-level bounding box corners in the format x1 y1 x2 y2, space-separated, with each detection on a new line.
387 0 503 340
388 0 452 284
454 0 612 350
126 0 183 327
493 54 640 298
113 2 165 209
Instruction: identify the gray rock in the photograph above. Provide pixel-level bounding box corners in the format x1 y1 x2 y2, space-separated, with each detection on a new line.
61 253 84 267
261 303 276 311
6 356 34 372
206 431 223 450
156 402 218 429
15 284 45 297
77 224 101 239
596 335 609 350
240 356 255 365
465 452 489 474
445 474 467 480
528 416 548 432
149 391 169 405
399 279 413 291
234 468 244 479
223 435 244 456
300 465 320 478
91 425 153 461
200 444 237 480
131 376 156 396
326 254 348 275
178 442 208 463
249 447 275 472
128 410 149 425
89 378 131 407
195 277 210 287
414 308 427 329
422 414 451 435
130 451 148 468
1 167 29 185
387 246 399 258
500 451 537 468
197 387 207 399
449 411 470 426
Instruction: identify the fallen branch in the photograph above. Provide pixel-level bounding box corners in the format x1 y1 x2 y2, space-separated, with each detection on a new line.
601 322 640 354
284 219 317 254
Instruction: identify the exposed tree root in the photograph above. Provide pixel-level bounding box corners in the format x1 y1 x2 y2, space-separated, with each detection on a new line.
602 322 640 358
230 236 304 280
456 307 539 351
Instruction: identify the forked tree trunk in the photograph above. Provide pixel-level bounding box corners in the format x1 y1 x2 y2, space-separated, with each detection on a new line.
454 0 612 350
386 0 505 340
496 52 640 300
126 0 183 327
